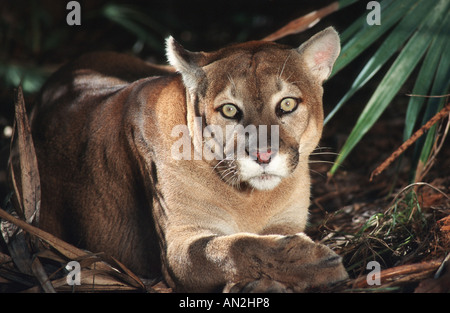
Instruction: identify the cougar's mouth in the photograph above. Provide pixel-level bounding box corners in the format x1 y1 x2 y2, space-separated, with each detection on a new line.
258 173 278 180
213 152 290 191
247 174 282 191
237 153 291 191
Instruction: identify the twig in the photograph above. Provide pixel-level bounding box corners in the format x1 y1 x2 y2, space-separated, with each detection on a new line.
385 182 450 216
261 2 339 41
370 102 450 181
351 259 442 289
416 112 450 182
0 206 85 260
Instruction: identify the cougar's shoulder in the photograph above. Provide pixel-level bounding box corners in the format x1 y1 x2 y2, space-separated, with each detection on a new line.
29 52 184 277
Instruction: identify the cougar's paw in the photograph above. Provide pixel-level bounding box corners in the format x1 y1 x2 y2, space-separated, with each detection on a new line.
272 233 349 288
224 233 348 292
298 242 348 288
223 278 294 293
306 246 349 287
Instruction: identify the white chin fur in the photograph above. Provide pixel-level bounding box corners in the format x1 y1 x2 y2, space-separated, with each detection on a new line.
237 154 290 191
248 175 282 190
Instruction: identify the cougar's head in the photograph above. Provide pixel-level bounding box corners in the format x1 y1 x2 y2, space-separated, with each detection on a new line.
166 27 340 191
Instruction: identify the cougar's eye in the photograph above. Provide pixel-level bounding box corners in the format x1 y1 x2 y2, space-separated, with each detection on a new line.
277 97 299 116
219 104 241 119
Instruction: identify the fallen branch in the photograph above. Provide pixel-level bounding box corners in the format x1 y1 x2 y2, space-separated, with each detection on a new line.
0 206 85 261
350 259 442 289
262 2 339 41
370 102 450 181
0 206 147 292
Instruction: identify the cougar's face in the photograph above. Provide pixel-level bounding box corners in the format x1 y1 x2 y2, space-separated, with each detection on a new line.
200 47 324 190
166 28 340 191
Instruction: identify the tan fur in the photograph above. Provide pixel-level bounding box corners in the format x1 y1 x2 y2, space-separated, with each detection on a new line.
27 27 347 292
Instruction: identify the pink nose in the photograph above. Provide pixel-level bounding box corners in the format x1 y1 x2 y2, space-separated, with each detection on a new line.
251 149 274 164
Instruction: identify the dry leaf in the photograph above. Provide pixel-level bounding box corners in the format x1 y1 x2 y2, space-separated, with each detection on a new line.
9 86 41 224
262 2 339 41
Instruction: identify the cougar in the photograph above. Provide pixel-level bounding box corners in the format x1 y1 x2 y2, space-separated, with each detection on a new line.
26 26 347 292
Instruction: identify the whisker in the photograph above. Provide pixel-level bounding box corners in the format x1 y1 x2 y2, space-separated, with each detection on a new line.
310 152 340 156
314 146 334 150
310 152 341 157
227 73 242 99
308 160 336 165
232 176 241 190
313 146 336 151
221 169 236 180
309 168 326 177
283 71 294 84
278 54 291 81
219 163 237 179
213 158 228 170
224 171 240 190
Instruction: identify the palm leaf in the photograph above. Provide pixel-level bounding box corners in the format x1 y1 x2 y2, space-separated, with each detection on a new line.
325 0 435 124
403 19 449 142
329 0 450 176
412 31 450 181
330 0 410 78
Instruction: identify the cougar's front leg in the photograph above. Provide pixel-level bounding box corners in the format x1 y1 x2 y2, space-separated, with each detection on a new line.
163 231 348 292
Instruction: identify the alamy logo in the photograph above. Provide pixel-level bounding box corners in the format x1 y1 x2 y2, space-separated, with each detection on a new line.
66 261 81 286
366 261 381 286
66 1 81 26
366 1 381 26
171 117 280 161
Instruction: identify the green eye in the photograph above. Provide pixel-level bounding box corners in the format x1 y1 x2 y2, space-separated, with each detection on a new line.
279 97 299 114
220 104 240 119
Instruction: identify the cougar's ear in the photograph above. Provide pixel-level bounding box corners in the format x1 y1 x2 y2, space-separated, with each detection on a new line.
297 27 340 83
166 36 206 93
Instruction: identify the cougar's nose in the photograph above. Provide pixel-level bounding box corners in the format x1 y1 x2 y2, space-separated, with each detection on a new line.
249 148 275 165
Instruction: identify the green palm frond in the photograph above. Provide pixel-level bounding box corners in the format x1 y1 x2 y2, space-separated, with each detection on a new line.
327 0 450 180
